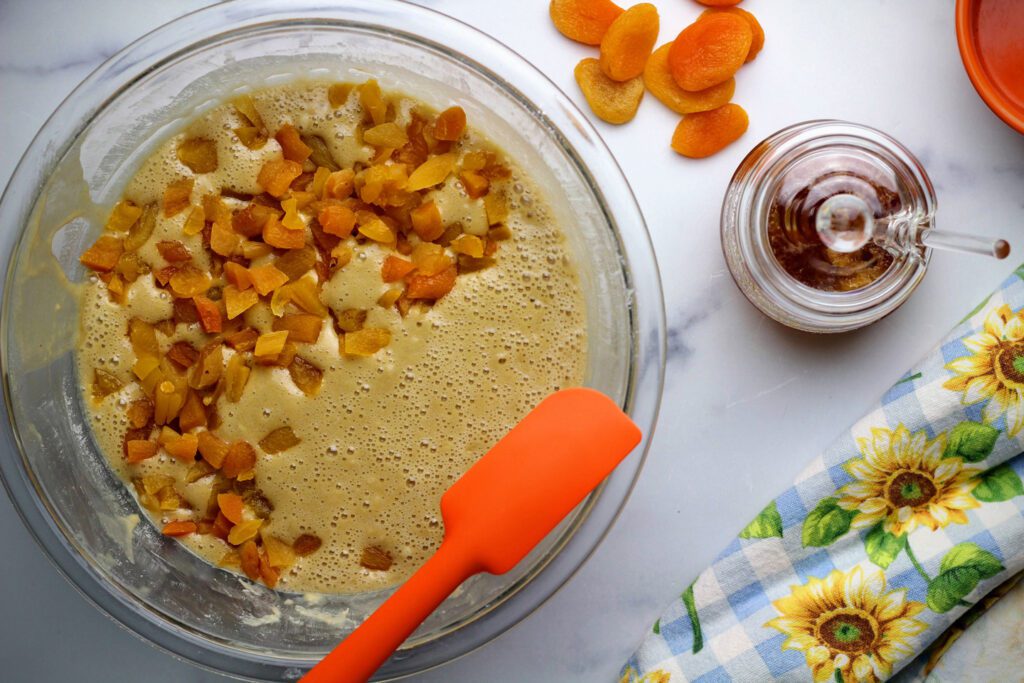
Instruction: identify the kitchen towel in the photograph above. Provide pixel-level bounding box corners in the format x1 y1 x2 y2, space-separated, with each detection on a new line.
621 266 1024 683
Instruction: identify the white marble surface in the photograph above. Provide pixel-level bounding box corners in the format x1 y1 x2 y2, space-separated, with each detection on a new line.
1 1 1023 681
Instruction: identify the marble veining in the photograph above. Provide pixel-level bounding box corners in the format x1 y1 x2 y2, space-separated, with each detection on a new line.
2 1 1024 682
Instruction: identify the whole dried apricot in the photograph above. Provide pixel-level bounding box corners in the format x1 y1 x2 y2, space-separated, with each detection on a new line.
550 0 624 45
599 3 659 82
574 58 644 125
670 103 749 158
699 7 764 62
668 13 752 91
644 44 735 114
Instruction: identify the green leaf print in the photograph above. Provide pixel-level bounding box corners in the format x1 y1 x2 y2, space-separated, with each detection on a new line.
739 501 784 539
864 524 906 569
943 422 999 462
652 618 660 635
959 293 993 324
682 583 703 654
926 543 1004 613
802 498 857 547
972 464 1024 502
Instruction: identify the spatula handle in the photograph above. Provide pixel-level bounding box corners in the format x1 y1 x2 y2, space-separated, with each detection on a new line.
301 540 479 683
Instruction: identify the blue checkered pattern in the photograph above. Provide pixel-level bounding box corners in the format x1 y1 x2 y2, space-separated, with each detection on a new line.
621 270 1024 682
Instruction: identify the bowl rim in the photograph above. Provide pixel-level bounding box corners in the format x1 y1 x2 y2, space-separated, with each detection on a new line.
0 1 666 680
955 0 1024 135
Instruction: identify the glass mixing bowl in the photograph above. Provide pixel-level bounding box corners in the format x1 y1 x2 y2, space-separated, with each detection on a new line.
0 1 665 680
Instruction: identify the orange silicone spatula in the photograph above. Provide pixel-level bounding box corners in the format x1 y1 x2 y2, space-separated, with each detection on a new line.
301 387 642 683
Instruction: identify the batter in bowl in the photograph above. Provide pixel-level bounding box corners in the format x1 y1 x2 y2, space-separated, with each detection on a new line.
77 81 587 593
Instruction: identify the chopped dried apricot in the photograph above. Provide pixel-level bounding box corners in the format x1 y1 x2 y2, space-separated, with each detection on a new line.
434 106 467 141
224 353 251 403
275 246 318 281
156 240 191 263
115 252 147 283
193 295 223 333
259 550 281 588
224 328 259 352
198 431 230 468
599 3 659 82
124 204 157 252
381 255 416 282
165 433 199 462
410 200 444 241
173 297 199 324
106 200 143 232
128 318 160 359
318 204 356 237
360 545 393 571
257 159 304 198
643 44 735 114
224 285 259 320
357 214 395 244
254 330 289 359
127 398 154 429
324 169 355 200
550 0 625 45
262 534 297 568
80 235 124 272
169 265 212 298
249 264 289 296
358 79 387 126
344 328 392 356
162 520 198 537
182 204 205 236
222 441 257 479
210 219 240 257
233 96 268 149
163 178 194 217
667 13 751 91
241 241 274 260
263 215 306 250
328 82 353 108
670 103 749 158
280 196 304 231
364 122 409 148
126 439 158 463
699 7 764 63
92 368 122 398
224 262 253 291
407 153 457 192
450 234 485 258
333 308 367 333
411 243 453 276
459 170 489 199
189 342 223 390
574 58 644 124
153 378 186 426
259 426 301 454
274 123 312 163
179 390 207 431
483 192 508 226
272 313 322 343
229 519 263 546
407 266 457 300
177 138 218 173
232 204 274 238
274 278 329 317
288 356 323 396
239 540 261 580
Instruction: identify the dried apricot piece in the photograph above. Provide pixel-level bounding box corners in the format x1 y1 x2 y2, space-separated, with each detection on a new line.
224 285 259 320
156 240 191 263
165 433 199 462
318 204 356 237
255 331 289 359
259 426 301 454
80 235 123 272
288 356 323 396
272 313 322 343
228 519 263 546
357 214 396 245
358 80 388 126
274 124 312 163
198 431 230 469
699 7 764 63
344 328 392 356
275 246 318 281
550 0 625 45
364 122 409 148
127 398 154 429
249 264 289 296
459 171 489 199
233 95 268 149
126 439 158 463
193 295 223 333
407 153 457 192
381 255 416 283
232 204 274 238
162 520 198 537
163 179 194 217
222 441 257 479
169 265 212 298
178 391 207 432
92 368 122 398
224 328 259 352
599 3 659 82
574 58 644 125
324 169 355 200
670 103 749 158
257 159 303 198
333 308 367 333
406 266 457 300
106 200 143 232
224 353 251 403
667 13 751 91
177 138 218 174
644 44 735 114
410 201 444 241
262 534 297 568
434 106 467 141
239 540 261 580
263 215 306 250
167 341 199 369
450 234 485 258
696 0 741 5
328 83 353 108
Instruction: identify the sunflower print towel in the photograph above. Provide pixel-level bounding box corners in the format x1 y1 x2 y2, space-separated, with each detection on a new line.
621 267 1024 683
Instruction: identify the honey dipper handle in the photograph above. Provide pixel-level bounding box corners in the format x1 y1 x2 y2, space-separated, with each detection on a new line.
302 540 479 683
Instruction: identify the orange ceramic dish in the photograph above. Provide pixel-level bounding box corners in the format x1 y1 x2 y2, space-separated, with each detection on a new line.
956 0 1024 134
